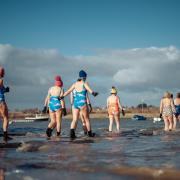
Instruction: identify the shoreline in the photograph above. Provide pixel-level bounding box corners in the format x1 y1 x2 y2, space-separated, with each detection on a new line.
9 112 160 121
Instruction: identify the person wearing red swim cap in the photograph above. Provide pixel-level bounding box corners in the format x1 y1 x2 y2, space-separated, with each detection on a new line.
0 67 12 141
42 75 66 137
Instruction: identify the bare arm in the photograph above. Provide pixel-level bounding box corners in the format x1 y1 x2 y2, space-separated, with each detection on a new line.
160 99 163 114
171 99 176 113
86 93 91 104
70 92 73 105
63 84 75 97
84 82 93 94
117 96 123 110
44 89 51 106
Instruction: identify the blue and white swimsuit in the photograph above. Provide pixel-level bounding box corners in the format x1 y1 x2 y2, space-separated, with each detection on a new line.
48 89 63 112
72 85 87 109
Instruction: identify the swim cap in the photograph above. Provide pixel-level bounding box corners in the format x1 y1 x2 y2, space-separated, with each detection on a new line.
111 87 117 94
0 67 5 78
79 70 87 78
54 75 63 87
55 75 61 81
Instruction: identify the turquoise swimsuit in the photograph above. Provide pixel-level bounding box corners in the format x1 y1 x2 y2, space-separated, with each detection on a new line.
48 89 62 112
73 84 87 109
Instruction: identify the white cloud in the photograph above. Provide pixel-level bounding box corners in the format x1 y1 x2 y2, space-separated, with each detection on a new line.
0 44 179 109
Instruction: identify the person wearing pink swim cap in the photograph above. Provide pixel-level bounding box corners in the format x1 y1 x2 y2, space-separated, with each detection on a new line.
43 75 66 137
0 67 12 141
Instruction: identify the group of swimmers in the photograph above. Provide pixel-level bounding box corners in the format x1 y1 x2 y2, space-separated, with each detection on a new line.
42 70 125 139
160 92 180 131
0 66 180 141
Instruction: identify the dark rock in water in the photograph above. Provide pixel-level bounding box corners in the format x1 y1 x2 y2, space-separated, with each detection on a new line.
0 142 22 148
0 132 26 137
139 127 163 136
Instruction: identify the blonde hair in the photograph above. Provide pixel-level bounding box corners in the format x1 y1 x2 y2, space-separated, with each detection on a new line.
163 91 171 98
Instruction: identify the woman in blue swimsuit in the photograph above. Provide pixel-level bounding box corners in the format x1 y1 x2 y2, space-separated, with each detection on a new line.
0 67 12 141
43 76 66 137
63 70 98 139
174 93 180 128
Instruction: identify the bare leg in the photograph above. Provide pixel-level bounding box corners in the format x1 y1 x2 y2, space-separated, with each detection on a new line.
0 103 9 131
71 108 79 129
163 116 169 131
46 111 56 137
173 115 177 130
168 116 173 130
0 103 12 141
55 110 62 135
80 106 95 137
109 115 114 132
80 112 87 135
80 106 91 131
114 114 120 132
48 111 56 129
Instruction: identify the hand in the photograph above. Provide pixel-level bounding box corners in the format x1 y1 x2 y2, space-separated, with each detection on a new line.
92 92 98 97
62 108 67 116
5 87 10 92
122 109 125 116
58 96 64 100
42 106 47 113
160 113 162 118
88 103 92 113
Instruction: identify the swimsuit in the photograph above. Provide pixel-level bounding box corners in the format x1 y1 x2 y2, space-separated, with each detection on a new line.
108 96 120 116
162 105 173 116
0 86 5 103
72 84 87 109
175 105 180 116
48 88 62 112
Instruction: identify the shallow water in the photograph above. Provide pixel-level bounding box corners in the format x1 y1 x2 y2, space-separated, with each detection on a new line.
0 119 180 180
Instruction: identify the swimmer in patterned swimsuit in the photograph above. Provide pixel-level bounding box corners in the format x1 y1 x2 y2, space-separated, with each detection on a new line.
107 86 125 133
160 91 176 131
63 70 98 139
43 76 66 137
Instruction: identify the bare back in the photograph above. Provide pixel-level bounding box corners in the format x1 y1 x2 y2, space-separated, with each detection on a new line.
174 98 180 106
49 86 63 97
74 81 84 92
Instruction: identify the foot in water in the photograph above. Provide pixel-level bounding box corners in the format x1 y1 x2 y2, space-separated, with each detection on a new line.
88 130 95 137
3 131 13 142
56 131 61 136
70 129 76 139
46 128 53 137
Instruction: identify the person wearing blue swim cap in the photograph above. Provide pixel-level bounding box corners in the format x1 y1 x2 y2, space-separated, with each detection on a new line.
63 70 98 139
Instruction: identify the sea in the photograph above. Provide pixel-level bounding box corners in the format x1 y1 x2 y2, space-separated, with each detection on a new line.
0 118 180 180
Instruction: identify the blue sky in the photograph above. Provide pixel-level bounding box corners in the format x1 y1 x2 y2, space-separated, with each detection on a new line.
1 0 180 55
0 0 180 109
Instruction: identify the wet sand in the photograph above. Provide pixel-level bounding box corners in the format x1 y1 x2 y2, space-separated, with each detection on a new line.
0 119 180 180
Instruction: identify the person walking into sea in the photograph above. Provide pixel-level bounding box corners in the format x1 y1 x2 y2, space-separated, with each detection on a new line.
43 75 67 137
160 91 176 131
107 86 125 133
0 67 12 141
70 90 92 135
174 92 180 128
63 70 98 139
